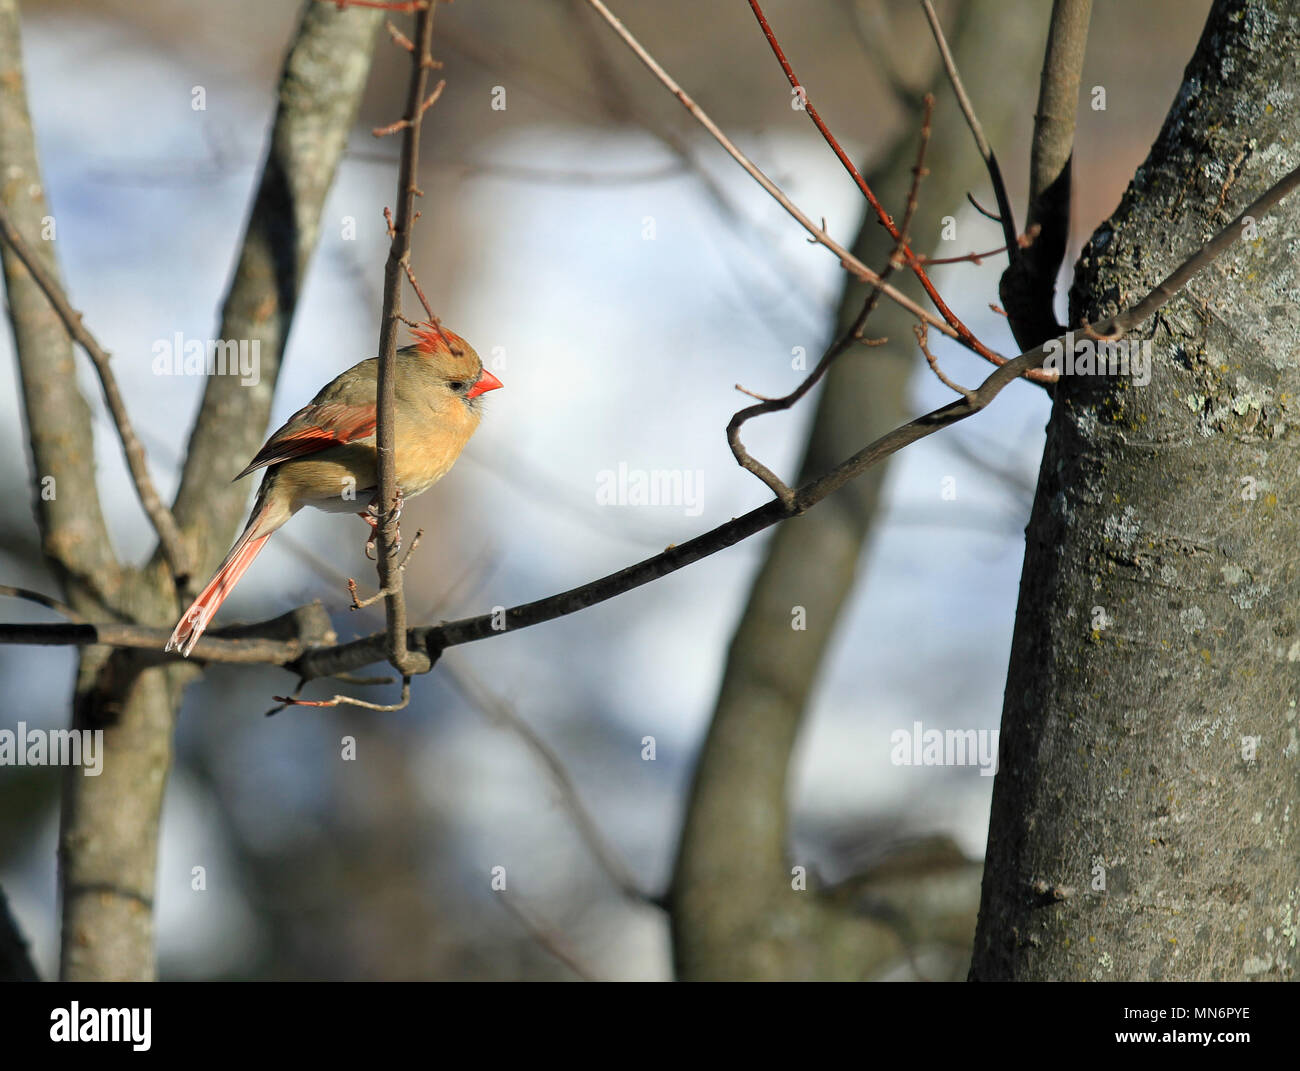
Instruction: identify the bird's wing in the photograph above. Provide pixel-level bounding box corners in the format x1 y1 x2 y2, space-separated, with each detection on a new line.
233 401 377 480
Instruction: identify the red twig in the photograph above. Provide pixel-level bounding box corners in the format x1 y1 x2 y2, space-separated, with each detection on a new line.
401 262 436 322
744 0 1027 378
921 244 1009 266
272 676 412 712
385 19 416 51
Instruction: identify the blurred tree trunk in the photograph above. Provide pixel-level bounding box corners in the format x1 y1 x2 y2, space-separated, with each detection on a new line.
670 0 1049 981
0 2 380 980
972 0 1300 981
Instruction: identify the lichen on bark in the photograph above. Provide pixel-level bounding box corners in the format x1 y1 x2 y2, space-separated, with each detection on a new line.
972 0 1300 981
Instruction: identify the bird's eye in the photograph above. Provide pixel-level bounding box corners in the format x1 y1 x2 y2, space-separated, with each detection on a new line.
448 381 465 393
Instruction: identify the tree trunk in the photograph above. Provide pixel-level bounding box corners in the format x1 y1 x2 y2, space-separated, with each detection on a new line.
50 3 381 981
670 0 1049 981
972 0 1300 981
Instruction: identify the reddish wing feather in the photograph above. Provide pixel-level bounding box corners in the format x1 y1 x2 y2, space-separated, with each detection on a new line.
234 401 377 480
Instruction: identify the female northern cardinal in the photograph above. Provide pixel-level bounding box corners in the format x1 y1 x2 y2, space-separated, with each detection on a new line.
166 324 501 657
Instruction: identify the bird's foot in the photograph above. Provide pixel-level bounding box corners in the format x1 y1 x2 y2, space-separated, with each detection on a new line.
359 488 405 559
358 510 379 560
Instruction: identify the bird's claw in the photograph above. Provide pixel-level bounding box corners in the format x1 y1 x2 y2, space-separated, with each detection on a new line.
359 489 405 559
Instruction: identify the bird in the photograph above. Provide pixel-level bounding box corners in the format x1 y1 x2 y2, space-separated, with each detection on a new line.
165 323 502 657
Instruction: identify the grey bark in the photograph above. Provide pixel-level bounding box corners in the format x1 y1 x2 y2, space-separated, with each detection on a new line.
972 0 1300 981
670 0 1050 981
0 0 124 616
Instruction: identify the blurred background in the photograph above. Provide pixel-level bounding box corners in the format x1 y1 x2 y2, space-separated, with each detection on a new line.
0 0 1208 979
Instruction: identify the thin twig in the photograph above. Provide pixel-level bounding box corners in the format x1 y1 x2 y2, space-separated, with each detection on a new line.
497 890 602 981
322 0 428 11
582 0 1004 362
372 80 445 136
966 192 1003 222
915 322 975 401
385 18 416 51
445 660 655 906
919 0 1019 259
373 2 441 677
727 96 934 504
0 207 195 596
0 585 86 623
745 0 1013 376
895 95 933 265
921 244 1008 266
348 528 424 608
401 262 436 322
272 675 412 712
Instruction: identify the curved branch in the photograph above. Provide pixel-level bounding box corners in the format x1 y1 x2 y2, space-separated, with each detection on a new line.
0 0 124 613
919 0 1020 258
0 341 1053 675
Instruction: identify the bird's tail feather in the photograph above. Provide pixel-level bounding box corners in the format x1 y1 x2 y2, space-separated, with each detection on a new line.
166 504 275 658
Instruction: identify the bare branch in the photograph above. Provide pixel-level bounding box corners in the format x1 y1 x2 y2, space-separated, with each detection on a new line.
53 2 383 983
272 675 411 713
1030 0 1091 233
915 322 975 401
348 528 423 608
1000 0 1093 349
0 340 1053 672
171 3 383 584
745 0 1018 377
921 243 1008 266
582 0 1023 370
0 207 194 595
0 584 86 623
0 0 123 613
727 95 936 505
372 3 441 677
322 0 428 10
919 0 1019 258
372 79 445 136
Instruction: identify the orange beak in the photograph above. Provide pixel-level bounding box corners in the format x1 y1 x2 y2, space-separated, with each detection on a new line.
467 369 503 399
